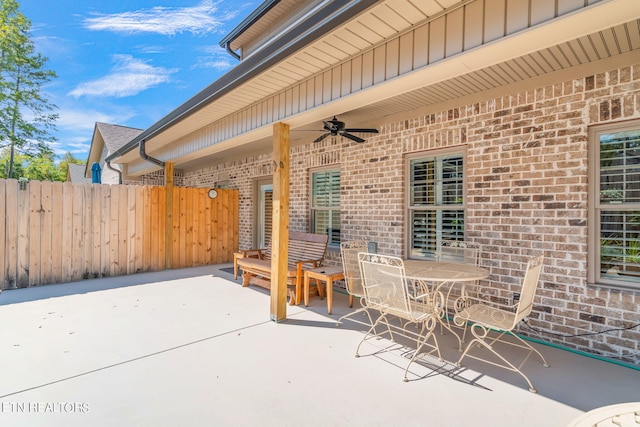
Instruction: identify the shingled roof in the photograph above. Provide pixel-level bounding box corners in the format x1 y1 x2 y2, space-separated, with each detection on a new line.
66 163 92 183
95 123 144 153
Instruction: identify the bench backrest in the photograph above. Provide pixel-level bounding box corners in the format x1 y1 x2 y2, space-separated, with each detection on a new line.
263 232 329 265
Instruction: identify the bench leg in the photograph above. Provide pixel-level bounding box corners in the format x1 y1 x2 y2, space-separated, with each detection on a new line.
295 276 302 305
316 278 325 298
288 288 297 306
327 278 333 315
304 274 310 307
241 272 252 287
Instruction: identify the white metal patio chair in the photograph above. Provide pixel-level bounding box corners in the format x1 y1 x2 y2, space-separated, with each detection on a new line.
453 254 550 393
336 240 374 327
436 240 481 265
355 252 443 382
436 240 481 334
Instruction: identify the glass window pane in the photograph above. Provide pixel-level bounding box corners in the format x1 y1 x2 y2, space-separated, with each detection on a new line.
409 210 465 258
410 210 437 258
600 210 640 284
311 169 340 246
410 154 463 206
600 130 640 204
410 159 435 206
312 170 340 208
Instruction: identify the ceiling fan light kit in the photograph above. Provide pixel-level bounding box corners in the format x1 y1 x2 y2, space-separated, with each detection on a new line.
312 116 378 143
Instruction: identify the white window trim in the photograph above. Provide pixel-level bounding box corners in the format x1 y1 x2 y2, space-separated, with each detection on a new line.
588 119 640 290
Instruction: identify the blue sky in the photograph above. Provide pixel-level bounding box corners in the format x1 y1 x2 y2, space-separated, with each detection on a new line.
20 0 257 161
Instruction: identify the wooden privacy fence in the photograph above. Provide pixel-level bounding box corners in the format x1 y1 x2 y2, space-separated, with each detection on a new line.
0 179 239 290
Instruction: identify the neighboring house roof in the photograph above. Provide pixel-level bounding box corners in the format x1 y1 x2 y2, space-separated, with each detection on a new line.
66 163 92 183
106 0 640 176
98 122 144 153
86 122 143 178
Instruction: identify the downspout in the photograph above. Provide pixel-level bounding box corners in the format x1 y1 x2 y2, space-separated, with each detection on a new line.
138 139 165 168
224 42 241 60
105 161 122 184
219 0 281 61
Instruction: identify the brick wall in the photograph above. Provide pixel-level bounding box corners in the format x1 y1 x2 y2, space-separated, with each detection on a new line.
178 64 640 365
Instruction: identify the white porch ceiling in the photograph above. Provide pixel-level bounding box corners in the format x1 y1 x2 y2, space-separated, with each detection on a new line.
118 0 640 174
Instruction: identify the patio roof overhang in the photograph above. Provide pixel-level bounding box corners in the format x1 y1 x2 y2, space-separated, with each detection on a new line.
106 0 640 177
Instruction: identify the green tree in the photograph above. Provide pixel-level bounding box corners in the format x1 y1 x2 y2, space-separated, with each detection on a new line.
0 0 58 178
24 151 60 181
0 146 24 178
57 151 83 180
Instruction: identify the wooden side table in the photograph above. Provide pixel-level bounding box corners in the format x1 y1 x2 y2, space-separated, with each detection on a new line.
303 266 345 315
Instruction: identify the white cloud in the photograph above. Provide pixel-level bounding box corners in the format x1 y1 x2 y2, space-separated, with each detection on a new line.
50 138 92 158
53 108 137 159
82 0 232 36
192 45 233 71
68 55 177 98
56 108 120 131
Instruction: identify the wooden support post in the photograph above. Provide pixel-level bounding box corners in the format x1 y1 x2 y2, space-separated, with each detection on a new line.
270 122 290 322
165 162 174 269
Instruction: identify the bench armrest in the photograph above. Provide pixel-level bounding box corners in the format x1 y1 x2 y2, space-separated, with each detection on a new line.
294 258 323 268
241 249 267 259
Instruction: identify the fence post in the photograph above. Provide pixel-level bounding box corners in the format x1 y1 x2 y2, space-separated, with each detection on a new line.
165 162 174 269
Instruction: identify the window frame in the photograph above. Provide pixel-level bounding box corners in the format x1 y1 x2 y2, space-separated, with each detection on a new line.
405 147 467 260
309 166 341 248
588 119 640 290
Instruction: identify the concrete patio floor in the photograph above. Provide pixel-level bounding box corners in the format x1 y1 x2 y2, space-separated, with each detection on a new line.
0 264 638 427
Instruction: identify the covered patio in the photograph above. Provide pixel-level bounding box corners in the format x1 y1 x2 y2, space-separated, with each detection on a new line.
1 265 637 426
101 0 640 365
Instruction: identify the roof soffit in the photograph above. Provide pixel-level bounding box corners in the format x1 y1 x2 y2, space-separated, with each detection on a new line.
116 0 639 172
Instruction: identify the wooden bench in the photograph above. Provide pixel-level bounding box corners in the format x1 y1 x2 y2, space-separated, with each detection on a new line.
234 232 329 305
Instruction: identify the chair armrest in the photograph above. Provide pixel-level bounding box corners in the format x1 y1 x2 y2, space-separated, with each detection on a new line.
241 249 266 259
293 259 324 273
456 281 518 312
294 258 323 266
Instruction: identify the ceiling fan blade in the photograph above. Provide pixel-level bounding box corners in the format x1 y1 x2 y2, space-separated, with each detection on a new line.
344 128 379 134
313 133 331 143
340 132 365 143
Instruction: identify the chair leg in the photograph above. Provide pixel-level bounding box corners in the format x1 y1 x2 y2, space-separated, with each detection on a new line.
403 320 441 382
456 324 549 393
336 306 373 327
437 319 463 352
355 315 389 357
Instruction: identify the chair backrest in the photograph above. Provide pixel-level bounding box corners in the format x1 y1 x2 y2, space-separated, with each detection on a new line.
514 255 545 323
436 240 481 265
358 252 413 319
340 240 369 297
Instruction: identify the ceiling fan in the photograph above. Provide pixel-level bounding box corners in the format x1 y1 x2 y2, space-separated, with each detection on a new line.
313 116 379 143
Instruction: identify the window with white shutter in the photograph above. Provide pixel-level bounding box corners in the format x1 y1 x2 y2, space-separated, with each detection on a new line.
407 149 465 259
589 121 640 289
311 168 340 247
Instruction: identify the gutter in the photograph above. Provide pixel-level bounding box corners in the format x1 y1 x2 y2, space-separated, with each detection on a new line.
219 0 282 60
105 0 379 165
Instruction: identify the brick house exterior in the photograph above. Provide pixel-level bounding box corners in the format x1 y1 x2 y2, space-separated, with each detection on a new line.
107 1 640 365
173 64 640 365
